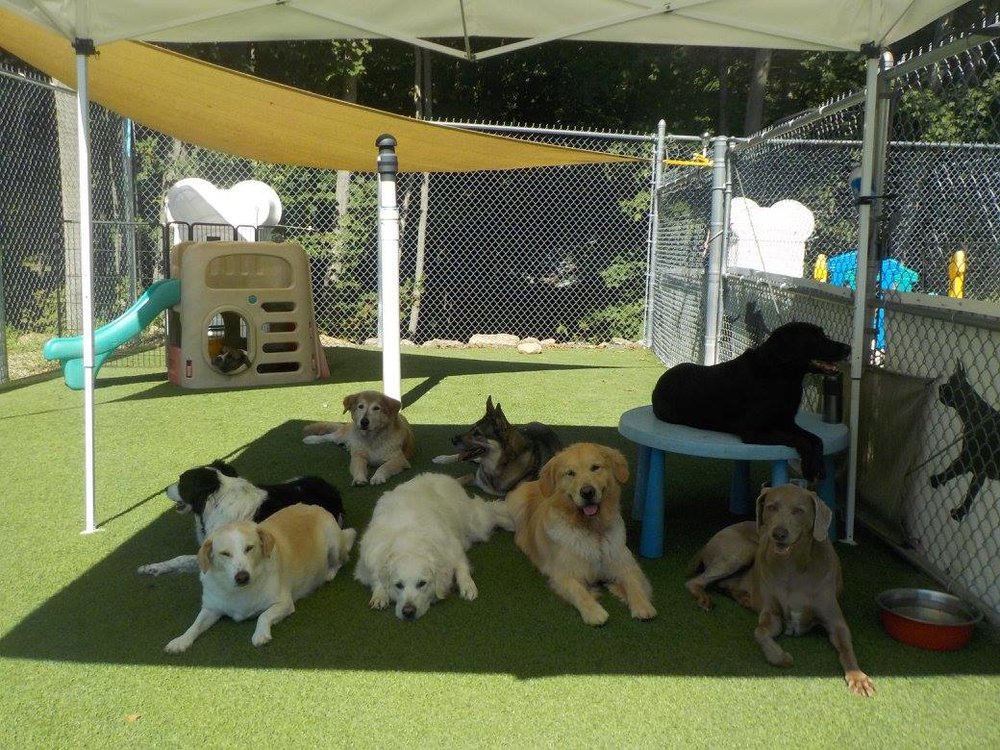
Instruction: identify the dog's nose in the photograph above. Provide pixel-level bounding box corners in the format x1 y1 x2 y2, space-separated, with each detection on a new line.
580 485 596 502
234 570 250 586
402 603 417 619
771 527 789 543
360 417 369 429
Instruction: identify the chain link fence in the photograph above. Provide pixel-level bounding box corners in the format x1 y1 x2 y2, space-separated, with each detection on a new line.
0 65 658 382
650 17 1000 623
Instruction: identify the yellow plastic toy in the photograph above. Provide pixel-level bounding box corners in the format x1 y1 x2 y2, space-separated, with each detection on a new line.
166 240 328 389
948 250 966 298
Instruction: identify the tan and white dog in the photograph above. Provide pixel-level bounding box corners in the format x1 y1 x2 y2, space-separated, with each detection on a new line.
504 442 657 626
303 390 415 486
164 503 356 653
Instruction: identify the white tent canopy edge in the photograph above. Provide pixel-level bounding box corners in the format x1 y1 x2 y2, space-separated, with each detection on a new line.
0 0 969 535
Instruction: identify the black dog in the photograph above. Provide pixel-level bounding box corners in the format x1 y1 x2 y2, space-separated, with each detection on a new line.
137 460 345 575
652 322 850 481
929 361 1000 521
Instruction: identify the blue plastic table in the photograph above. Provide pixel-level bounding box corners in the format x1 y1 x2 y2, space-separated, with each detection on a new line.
618 406 849 558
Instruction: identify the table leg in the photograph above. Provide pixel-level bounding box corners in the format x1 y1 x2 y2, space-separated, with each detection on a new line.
729 461 752 515
639 448 665 558
633 444 651 521
819 454 837 539
771 460 789 487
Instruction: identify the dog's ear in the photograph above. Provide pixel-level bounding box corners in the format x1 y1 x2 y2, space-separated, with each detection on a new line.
603 447 629 483
539 454 559 497
494 402 511 428
811 492 833 541
434 563 454 601
342 393 358 414
755 486 772 530
210 459 238 477
485 395 495 413
258 528 276 558
955 359 966 377
379 394 402 419
197 538 213 572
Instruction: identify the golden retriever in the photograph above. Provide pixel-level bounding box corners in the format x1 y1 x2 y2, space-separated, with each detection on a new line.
164 503 356 652
504 442 656 626
685 483 875 696
303 390 415 486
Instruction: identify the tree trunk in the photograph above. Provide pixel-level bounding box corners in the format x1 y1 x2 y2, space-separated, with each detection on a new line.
54 79 81 335
408 47 432 338
744 49 772 136
330 72 358 288
717 49 730 135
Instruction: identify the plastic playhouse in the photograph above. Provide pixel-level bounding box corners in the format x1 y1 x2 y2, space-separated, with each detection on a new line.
44 240 329 389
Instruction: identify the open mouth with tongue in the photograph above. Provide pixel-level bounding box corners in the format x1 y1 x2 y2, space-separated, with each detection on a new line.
457 444 487 461
581 503 600 517
771 540 792 557
810 358 842 374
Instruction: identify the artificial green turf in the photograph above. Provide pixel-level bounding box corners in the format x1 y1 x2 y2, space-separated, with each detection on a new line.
1 345 997 748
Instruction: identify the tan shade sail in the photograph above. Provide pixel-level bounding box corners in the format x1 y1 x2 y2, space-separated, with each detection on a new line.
0 8 638 173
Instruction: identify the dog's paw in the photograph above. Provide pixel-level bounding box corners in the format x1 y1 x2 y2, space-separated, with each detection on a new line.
164 637 190 654
302 435 329 445
351 475 369 487
846 670 876 697
252 629 272 647
137 563 163 576
581 605 610 627
431 454 450 465
370 592 389 610
630 600 658 620
369 470 390 485
458 580 479 601
764 648 794 668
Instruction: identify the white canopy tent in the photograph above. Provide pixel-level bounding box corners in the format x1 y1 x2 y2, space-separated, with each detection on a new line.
0 0 969 535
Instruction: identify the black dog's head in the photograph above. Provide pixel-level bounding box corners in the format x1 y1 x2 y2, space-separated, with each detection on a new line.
165 459 238 515
758 322 850 374
450 395 512 462
939 360 972 411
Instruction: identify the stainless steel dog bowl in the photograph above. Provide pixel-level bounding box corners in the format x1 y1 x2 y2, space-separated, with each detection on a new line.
877 588 983 651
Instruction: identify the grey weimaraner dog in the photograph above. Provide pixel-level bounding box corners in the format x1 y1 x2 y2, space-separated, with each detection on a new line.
685 484 875 697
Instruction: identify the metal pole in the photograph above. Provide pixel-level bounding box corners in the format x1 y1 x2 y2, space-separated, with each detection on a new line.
844 51 888 544
642 120 666 347
702 135 729 365
0 248 7 384
376 134 401 401
75 38 98 534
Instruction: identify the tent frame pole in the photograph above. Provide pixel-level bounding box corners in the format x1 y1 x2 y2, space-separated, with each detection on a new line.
75 37 99 535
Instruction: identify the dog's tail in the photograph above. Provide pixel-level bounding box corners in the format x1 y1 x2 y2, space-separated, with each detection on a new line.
685 546 706 577
303 421 341 436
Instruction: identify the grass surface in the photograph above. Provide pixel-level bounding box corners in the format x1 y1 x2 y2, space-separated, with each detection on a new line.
1 345 998 748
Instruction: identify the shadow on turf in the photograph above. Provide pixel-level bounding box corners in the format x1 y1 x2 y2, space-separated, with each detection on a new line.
2 418 998 680
105 346 608 406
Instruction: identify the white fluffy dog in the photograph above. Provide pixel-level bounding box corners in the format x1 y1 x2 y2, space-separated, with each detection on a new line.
165 504 356 652
354 472 513 620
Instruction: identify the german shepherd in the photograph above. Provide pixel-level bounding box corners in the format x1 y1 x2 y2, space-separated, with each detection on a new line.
433 396 562 496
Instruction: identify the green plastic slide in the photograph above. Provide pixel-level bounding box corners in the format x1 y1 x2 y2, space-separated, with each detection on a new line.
43 278 181 390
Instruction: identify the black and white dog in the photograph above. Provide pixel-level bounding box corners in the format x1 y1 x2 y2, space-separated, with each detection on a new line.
137 460 345 576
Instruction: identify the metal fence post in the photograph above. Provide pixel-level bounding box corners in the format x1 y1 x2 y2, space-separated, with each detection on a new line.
642 120 666 347
702 135 729 365
0 248 7 384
